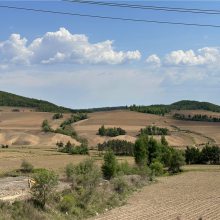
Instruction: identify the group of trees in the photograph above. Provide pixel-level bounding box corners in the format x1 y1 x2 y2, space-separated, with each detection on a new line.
52 113 63 120
58 141 89 155
98 140 134 156
60 113 88 128
173 113 220 122
97 125 126 137
130 105 169 116
134 135 185 173
140 126 169 135
185 145 220 165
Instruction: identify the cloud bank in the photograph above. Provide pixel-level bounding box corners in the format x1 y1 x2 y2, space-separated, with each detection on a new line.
146 47 220 67
0 27 141 66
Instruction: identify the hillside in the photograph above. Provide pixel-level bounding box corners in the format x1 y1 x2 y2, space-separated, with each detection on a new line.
0 91 72 113
130 100 220 115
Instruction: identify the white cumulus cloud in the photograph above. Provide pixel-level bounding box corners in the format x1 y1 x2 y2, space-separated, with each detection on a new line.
0 27 141 66
165 47 220 66
146 54 161 66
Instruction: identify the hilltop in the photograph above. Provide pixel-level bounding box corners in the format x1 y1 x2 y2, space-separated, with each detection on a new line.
0 91 73 113
130 100 220 115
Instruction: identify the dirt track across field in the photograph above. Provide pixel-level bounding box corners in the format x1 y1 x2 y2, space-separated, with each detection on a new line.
92 168 220 220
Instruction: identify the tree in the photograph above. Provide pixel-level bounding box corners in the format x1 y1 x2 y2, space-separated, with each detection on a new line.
185 146 200 164
31 170 58 208
134 135 148 166
168 150 185 173
161 135 168 147
98 125 106 136
102 151 117 180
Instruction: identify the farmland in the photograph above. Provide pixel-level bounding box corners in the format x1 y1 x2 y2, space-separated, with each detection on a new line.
1 107 220 174
92 166 220 220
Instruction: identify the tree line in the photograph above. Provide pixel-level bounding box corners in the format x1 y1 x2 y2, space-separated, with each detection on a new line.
185 145 220 165
140 125 169 135
173 113 220 122
98 140 134 156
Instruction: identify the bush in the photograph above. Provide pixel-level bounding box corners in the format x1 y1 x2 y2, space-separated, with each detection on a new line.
59 194 76 213
150 160 164 176
21 160 34 173
112 177 129 196
31 169 58 208
52 113 63 120
102 151 118 180
41 120 52 132
65 159 101 190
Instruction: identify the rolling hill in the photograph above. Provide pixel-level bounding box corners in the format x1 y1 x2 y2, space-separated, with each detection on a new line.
0 91 73 113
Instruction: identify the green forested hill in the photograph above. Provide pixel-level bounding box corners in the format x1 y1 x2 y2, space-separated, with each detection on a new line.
130 100 220 115
0 91 72 113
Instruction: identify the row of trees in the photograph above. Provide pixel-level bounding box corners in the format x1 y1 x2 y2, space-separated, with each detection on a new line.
58 141 89 155
98 140 134 156
140 126 169 135
60 113 88 128
185 145 220 164
173 113 220 122
130 105 169 116
98 125 126 137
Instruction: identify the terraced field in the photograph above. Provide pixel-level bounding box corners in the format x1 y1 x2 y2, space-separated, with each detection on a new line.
92 166 220 220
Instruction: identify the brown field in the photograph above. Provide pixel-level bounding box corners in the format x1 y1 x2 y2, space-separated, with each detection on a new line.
92 166 220 220
0 108 219 173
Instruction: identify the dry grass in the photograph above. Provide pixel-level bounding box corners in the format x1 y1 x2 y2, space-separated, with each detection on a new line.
92 166 220 220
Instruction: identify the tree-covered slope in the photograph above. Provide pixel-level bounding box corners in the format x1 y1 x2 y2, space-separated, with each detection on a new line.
0 91 72 113
130 100 220 115
170 100 220 112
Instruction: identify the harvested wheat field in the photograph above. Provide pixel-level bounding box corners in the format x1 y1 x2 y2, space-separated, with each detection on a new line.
74 110 212 148
92 166 220 220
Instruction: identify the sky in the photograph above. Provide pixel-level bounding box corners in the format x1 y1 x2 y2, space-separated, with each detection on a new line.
0 1 220 108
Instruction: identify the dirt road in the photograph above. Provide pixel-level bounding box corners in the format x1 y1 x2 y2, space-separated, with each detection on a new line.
92 169 220 220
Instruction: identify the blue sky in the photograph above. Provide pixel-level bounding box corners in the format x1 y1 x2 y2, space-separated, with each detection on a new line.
0 1 220 108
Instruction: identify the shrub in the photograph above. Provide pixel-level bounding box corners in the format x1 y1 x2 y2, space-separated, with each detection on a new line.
31 169 58 208
102 151 118 180
112 177 129 196
59 194 76 213
150 160 164 176
52 113 63 120
41 120 52 132
65 159 101 190
21 160 34 173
